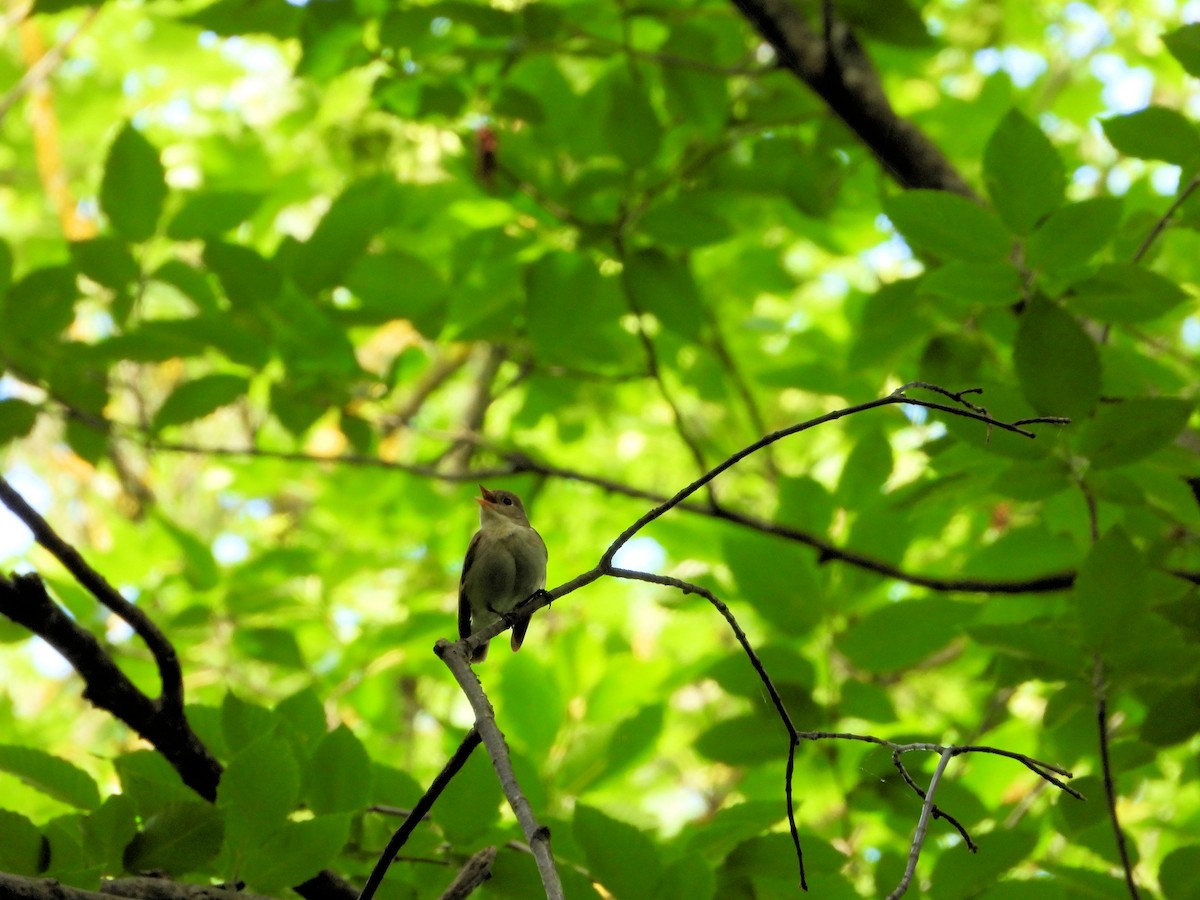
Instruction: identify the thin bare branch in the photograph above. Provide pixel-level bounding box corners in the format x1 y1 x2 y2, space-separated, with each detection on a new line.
1133 173 1200 262
887 749 955 899
434 640 564 900
358 728 484 900
1094 658 1141 898
438 847 497 900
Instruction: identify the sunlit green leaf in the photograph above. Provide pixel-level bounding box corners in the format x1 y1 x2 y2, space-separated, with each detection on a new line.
0 746 100 811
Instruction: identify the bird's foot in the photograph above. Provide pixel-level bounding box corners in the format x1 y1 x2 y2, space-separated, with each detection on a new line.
517 588 552 610
487 603 527 629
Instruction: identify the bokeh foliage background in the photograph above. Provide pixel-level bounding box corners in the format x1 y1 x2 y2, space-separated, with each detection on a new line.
1 0 1199 896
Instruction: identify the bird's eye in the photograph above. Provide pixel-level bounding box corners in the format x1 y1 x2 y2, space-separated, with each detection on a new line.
503 497 513 506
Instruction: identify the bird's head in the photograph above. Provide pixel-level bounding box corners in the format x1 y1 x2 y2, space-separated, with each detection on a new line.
476 484 531 527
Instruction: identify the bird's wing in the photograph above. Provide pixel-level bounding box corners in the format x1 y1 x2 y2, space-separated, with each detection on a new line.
458 530 482 640
510 528 547 652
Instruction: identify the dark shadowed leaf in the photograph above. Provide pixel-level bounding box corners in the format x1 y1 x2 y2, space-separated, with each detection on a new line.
1067 263 1188 323
884 190 1011 261
238 815 350 893
0 809 44 876
1026 198 1123 273
1013 296 1100 421
167 191 264 240
307 725 373 814
1080 397 1193 469
1102 107 1200 166
152 373 249 430
1071 527 1147 652
984 109 1065 235
1164 24 1200 77
123 802 223 875
100 124 167 242
575 805 664 900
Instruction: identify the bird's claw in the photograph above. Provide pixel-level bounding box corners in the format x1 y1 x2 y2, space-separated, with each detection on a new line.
487 603 526 629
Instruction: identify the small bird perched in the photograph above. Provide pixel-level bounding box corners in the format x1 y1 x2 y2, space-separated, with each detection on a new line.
458 485 548 663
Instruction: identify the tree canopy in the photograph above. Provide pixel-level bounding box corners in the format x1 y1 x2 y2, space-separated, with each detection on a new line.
1 0 1198 898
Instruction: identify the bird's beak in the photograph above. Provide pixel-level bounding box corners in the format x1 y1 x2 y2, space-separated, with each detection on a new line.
476 484 497 508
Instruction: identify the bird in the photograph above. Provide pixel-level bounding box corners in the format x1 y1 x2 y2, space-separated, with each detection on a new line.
458 484 548 663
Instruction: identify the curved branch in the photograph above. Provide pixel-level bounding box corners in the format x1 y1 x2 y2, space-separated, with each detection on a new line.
0 476 185 713
728 0 977 197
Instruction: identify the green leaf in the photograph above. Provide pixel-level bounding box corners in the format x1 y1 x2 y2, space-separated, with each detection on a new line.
1 266 78 349
41 815 96 886
983 109 1065 235
233 627 306 668
432 749 501 843
695 713 787 766
660 26 728 133
217 735 300 848
931 828 1038 896
290 175 403 295
1164 24 1200 77
100 123 167 242
1101 107 1200 166
884 190 1011 262
307 725 373 815
1080 397 1192 469
68 238 139 290
82 794 137 874
1070 527 1147 652
345 251 446 335
238 815 350 893
1067 263 1188 323
1159 844 1200 898
1141 684 1200 746
0 809 44 876
1013 296 1100 421
1026 198 1123 274
113 751 194 819
836 427 894 509
0 238 11 297
575 805 664 900
0 746 100 811
638 194 732 248
606 73 661 168
275 688 329 749
221 692 282 755
0 399 40 446
32 0 102 11
155 513 219 590
724 531 822 637
497 652 565 752
152 373 249 430
839 598 979 673
167 191 264 240
123 802 223 875
622 249 704 340
203 241 282 307
525 253 634 371
918 261 1022 307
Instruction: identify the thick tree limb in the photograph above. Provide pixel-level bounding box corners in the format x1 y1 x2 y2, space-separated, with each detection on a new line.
728 0 977 197
0 475 186 714
0 571 221 800
0 874 270 900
